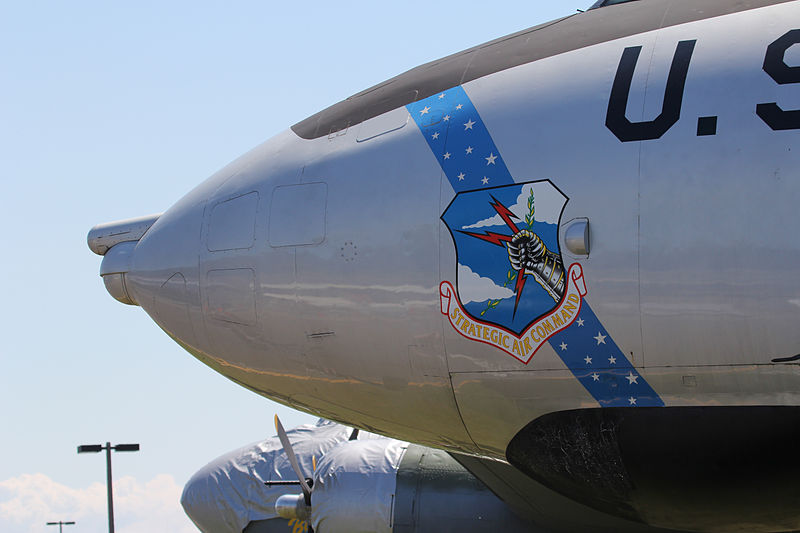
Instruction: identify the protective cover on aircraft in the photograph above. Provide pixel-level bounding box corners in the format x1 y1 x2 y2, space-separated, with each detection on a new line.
181 420 349 532
311 439 408 533
181 419 407 533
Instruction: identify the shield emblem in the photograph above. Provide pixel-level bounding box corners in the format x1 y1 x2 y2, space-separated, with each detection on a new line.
440 180 586 363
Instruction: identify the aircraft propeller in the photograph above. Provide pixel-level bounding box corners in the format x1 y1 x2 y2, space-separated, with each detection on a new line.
273 414 314 523
271 415 362 529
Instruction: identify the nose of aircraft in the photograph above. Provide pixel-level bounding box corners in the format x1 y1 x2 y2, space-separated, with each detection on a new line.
89 190 206 348
88 214 162 306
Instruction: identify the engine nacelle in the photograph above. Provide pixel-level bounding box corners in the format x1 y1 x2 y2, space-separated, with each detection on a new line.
182 420 533 533
310 441 532 533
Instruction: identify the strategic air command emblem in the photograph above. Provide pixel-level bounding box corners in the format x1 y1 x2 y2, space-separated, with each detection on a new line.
440 180 586 363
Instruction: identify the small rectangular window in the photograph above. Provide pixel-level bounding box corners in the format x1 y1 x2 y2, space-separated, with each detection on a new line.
268 183 327 247
207 192 259 251
356 91 416 142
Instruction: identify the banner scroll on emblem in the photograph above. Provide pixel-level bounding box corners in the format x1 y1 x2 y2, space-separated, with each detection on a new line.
440 264 587 363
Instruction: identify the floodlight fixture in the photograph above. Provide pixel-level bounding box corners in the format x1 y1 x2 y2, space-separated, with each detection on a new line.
46 521 75 533
77 441 140 533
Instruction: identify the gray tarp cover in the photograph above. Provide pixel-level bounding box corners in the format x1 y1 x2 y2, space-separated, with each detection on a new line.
312 438 407 533
181 420 407 533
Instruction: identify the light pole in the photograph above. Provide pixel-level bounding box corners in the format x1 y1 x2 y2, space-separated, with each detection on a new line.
77 442 140 533
46 521 75 533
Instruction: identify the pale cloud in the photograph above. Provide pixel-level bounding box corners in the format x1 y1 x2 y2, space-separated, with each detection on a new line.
458 263 514 303
462 181 566 229
0 473 196 533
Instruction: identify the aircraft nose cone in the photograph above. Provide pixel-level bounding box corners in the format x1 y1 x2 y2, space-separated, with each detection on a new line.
122 197 205 348
88 214 162 306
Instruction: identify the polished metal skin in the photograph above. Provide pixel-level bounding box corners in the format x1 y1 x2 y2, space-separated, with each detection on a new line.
391 445 534 533
90 214 162 305
88 214 161 255
563 219 590 256
91 1 800 531
274 495 308 522
99 242 138 305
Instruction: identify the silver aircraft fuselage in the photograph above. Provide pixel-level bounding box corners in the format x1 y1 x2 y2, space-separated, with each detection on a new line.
90 1 800 531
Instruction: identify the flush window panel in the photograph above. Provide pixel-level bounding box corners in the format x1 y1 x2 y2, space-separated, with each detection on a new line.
269 183 327 247
207 192 259 251
356 93 416 142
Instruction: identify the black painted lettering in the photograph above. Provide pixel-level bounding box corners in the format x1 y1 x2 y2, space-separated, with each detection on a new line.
757 29 800 131
606 40 697 142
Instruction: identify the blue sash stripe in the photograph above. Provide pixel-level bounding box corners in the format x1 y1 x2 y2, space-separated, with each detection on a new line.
547 305 664 407
407 86 514 192
408 86 664 408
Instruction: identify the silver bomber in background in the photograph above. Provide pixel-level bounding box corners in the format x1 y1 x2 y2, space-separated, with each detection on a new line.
182 420 532 533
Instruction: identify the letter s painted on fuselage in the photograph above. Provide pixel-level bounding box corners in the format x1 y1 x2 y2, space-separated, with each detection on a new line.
757 29 800 130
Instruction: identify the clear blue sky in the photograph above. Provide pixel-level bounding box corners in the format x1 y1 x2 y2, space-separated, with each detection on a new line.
0 1 589 531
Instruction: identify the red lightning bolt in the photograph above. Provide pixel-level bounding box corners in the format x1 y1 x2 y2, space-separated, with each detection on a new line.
460 195 531 319
512 269 527 319
457 230 512 246
488 195 528 318
489 195 520 234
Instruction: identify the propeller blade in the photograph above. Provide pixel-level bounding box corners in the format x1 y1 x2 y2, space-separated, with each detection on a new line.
274 414 312 503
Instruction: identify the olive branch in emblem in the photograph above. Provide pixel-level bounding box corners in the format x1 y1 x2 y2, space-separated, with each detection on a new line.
525 187 535 229
467 190 536 318
480 268 517 315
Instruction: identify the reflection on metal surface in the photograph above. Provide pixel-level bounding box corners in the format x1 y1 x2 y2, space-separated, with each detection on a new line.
563 218 590 256
99 242 138 305
274 494 309 521
269 183 327 247
102 273 136 306
206 269 256 325
207 192 259 251
392 445 530 532
155 273 196 346
88 214 161 255
356 104 412 143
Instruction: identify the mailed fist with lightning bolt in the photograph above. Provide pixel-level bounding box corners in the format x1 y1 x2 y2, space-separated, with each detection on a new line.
460 195 565 316
507 230 547 272
506 229 565 302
